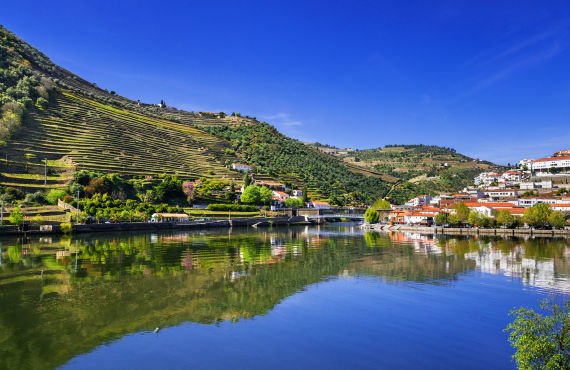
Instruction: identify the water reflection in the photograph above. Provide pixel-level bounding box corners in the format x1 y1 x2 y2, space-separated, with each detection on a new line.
0 225 569 369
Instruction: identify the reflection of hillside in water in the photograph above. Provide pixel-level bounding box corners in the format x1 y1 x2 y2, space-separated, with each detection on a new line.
0 227 568 369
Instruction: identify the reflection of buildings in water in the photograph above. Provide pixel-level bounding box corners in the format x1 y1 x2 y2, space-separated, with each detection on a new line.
464 246 570 293
389 232 442 255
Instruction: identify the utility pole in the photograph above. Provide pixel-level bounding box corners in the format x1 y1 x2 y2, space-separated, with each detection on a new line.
76 190 80 223
44 158 47 186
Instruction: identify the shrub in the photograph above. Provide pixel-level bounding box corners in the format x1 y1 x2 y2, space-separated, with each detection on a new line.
36 96 48 109
60 222 72 234
1 187 24 202
23 191 46 205
207 204 258 212
46 189 67 204
8 207 24 226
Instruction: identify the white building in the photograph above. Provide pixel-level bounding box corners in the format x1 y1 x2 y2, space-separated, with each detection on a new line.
474 172 501 187
232 163 252 172
405 195 432 207
272 191 289 200
519 159 534 169
484 189 518 199
531 155 570 176
292 189 303 197
404 213 436 225
515 198 558 208
551 204 570 212
519 180 553 190
308 201 331 209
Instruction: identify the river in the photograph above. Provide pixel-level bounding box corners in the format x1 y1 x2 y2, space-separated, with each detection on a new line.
0 223 568 369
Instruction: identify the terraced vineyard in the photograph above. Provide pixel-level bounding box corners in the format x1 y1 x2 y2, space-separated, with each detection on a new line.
3 91 243 182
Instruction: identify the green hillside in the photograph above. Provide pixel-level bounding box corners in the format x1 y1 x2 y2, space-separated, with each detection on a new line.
308 143 504 198
0 24 487 207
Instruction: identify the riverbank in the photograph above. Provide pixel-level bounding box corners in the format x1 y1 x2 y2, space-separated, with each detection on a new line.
362 223 570 238
0 216 312 236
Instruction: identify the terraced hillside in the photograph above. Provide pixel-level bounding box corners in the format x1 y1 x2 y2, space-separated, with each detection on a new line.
3 90 242 182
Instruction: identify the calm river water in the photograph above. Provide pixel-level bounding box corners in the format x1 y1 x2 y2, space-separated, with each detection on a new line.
1 223 569 369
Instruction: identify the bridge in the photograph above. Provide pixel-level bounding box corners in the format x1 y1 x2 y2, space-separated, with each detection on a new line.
303 213 365 221
295 208 366 222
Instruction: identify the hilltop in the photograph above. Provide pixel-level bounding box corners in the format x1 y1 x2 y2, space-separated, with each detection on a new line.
0 25 495 206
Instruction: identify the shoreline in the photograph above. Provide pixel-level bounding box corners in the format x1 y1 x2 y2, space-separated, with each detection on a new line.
362 223 570 238
0 216 313 237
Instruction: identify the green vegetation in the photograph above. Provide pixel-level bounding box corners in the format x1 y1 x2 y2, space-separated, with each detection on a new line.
284 197 304 207
206 204 258 212
59 222 72 233
435 212 448 225
240 185 273 205
524 203 553 228
310 143 502 196
372 199 391 210
364 208 380 223
454 202 470 222
505 298 570 369
8 206 23 225
496 209 516 228
201 123 392 204
80 193 184 223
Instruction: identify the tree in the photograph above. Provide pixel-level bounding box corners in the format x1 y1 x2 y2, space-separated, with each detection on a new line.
496 209 515 228
505 298 570 369
8 207 23 226
548 211 566 229
448 214 460 226
364 208 380 223
46 189 67 205
524 203 552 228
372 199 391 210
240 185 260 204
454 202 470 222
435 212 448 225
259 186 273 205
243 173 251 187
468 212 480 226
285 197 304 207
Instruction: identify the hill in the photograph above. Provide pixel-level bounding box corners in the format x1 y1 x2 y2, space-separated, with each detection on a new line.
307 143 504 200
0 25 398 205
0 25 497 206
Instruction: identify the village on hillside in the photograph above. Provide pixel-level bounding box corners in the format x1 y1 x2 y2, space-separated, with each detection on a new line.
381 149 570 227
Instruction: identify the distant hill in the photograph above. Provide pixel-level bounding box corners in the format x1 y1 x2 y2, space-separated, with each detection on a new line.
307 144 504 201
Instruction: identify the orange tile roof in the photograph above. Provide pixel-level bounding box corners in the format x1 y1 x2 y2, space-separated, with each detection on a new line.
533 155 570 162
464 202 519 208
496 208 525 214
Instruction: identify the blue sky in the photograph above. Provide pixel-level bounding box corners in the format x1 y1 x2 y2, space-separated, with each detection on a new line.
3 0 570 164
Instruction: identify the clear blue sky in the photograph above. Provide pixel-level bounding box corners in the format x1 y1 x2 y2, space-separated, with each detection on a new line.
3 0 570 164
